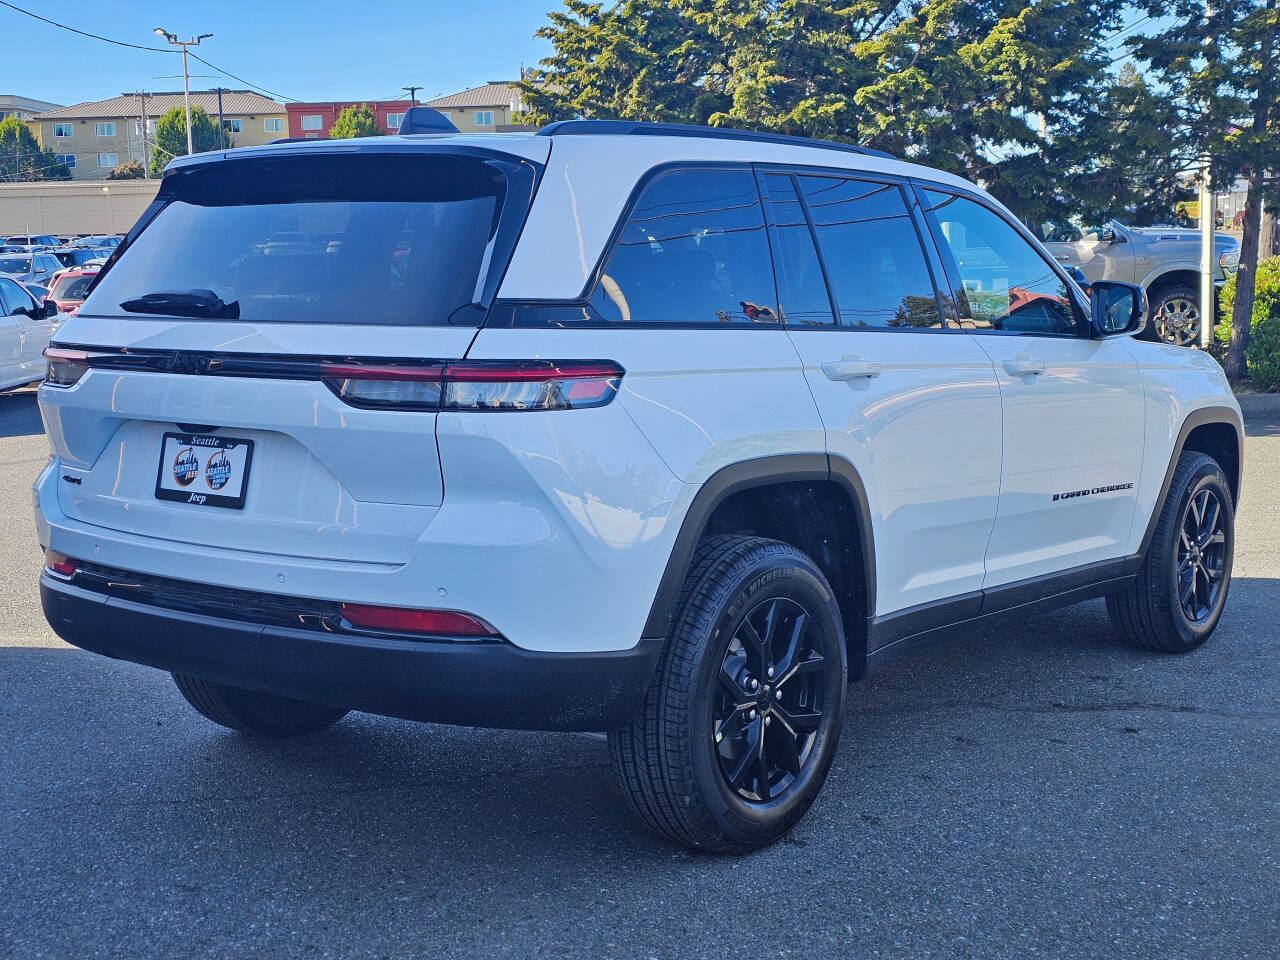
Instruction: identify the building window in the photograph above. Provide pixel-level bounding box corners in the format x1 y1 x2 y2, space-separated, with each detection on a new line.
97 152 119 169
56 154 76 169
300 114 323 131
95 122 116 137
264 117 284 133
132 119 156 137
223 118 243 134
53 122 73 138
473 111 495 126
386 113 404 130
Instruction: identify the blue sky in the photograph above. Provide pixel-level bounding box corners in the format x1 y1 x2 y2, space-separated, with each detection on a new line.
3 1 555 106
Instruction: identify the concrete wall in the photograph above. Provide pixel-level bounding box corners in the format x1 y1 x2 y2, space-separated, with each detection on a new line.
0 180 160 235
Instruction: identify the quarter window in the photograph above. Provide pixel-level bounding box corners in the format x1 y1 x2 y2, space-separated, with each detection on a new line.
761 173 834 326
800 176 941 329
924 190 1079 335
588 167 778 326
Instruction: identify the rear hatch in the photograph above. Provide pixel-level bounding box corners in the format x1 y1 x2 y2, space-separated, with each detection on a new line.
41 140 546 565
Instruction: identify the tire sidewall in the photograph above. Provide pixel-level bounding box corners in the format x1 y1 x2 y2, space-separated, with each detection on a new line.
1163 463 1234 645
686 551 847 845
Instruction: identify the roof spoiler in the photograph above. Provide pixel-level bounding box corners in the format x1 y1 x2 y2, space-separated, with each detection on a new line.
397 107 460 135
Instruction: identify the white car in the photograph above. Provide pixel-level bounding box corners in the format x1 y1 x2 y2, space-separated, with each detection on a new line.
0 275 57 391
36 119 1243 853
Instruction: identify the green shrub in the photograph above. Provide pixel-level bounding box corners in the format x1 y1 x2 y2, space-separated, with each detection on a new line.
1218 256 1280 390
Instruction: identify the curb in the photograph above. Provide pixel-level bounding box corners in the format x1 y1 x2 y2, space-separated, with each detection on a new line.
1236 392 1280 416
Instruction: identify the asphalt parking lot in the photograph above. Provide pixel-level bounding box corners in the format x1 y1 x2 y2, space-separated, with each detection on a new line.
1 384 1276 960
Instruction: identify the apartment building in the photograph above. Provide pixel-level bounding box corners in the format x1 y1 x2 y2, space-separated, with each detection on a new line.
30 91 287 180
285 100 413 139
0 94 63 122
425 82 529 133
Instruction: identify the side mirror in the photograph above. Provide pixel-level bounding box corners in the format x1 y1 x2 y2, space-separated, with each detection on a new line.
44 300 58 319
1090 281 1146 338
1100 223 1115 243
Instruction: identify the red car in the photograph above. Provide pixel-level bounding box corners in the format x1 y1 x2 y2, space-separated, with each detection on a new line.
45 268 98 316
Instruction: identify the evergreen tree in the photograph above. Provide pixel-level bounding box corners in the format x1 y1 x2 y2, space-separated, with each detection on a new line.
149 105 226 177
0 116 70 182
329 104 383 139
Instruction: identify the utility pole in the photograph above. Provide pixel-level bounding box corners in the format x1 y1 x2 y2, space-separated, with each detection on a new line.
1200 162 1216 349
215 87 225 149
131 90 152 179
153 28 212 154
403 85 422 106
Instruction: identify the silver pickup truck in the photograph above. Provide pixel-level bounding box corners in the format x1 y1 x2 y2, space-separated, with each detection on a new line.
1029 219 1240 346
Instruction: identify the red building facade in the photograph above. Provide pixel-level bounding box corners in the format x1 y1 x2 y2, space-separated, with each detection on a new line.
285 101 414 139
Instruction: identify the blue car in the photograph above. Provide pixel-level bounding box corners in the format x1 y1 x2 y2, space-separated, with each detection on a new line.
0 251 61 287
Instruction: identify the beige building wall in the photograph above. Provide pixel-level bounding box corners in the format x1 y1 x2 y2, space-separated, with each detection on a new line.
0 180 160 235
435 104 520 133
32 111 288 180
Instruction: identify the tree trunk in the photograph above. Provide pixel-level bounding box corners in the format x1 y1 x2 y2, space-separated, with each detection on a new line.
1262 200 1277 260
1226 168 1264 381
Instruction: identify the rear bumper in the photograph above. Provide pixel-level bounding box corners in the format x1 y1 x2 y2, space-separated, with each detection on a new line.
40 572 662 731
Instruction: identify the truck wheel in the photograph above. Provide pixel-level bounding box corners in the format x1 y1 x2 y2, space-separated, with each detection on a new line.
1150 283 1202 347
609 535 847 853
172 673 349 736
1106 451 1234 652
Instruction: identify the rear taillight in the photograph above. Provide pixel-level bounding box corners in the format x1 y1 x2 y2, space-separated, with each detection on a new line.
322 360 623 412
45 549 77 578
339 602 499 638
44 347 89 387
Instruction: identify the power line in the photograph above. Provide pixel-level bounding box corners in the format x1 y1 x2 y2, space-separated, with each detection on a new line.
0 0 174 53
0 1 300 104
187 51 300 103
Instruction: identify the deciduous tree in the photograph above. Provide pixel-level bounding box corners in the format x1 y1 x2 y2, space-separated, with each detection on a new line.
0 116 70 182
329 104 383 139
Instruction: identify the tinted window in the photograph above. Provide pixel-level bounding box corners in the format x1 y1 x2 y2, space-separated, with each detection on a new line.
85 154 522 326
589 168 778 325
0 277 17 313
51 274 95 301
800 177 941 329
762 173 834 327
0 257 31 275
924 190 1079 335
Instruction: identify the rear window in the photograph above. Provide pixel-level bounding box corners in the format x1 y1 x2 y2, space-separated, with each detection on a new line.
0 256 31 274
85 153 531 326
51 274 95 301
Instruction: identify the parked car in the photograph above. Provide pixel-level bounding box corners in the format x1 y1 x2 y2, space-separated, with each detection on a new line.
67 235 121 250
0 251 61 287
22 282 50 304
1029 219 1240 346
36 121 1242 853
0 275 58 391
2 234 60 252
44 268 98 315
51 247 112 270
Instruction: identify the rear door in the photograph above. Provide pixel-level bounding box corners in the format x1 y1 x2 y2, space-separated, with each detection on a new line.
0 280 22 386
40 144 547 565
763 170 1004 618
918 187 1145 586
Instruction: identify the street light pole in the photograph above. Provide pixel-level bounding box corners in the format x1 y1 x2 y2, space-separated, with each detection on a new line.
154 28 213 155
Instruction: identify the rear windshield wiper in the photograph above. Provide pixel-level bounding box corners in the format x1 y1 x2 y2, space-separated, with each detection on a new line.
119 290 240 319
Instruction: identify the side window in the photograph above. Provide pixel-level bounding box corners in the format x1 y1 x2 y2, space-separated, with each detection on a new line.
0 278 22 315
760 173 834 326
924 190 1081 336
589 167 778 325
799 176 941 329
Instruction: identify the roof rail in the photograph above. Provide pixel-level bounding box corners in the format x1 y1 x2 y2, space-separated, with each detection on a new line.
536 119 894 159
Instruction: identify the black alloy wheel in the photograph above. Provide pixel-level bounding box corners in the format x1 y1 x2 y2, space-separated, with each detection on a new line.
1177 487 1228 624
714 596 826 803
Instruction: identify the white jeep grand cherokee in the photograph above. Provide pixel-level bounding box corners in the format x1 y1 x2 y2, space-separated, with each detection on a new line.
36 117 1243 854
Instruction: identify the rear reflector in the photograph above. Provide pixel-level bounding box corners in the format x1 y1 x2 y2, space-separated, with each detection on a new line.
323 360 623 412
44 549 77 578
339 602 499 638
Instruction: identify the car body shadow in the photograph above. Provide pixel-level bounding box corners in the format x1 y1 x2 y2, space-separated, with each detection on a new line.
0 387 42 438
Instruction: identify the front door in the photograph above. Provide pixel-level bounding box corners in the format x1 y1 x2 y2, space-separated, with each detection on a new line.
920 188 1146 587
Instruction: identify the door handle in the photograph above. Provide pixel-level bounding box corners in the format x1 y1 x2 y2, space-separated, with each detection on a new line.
821 358 882 381
1003 358 1046 377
